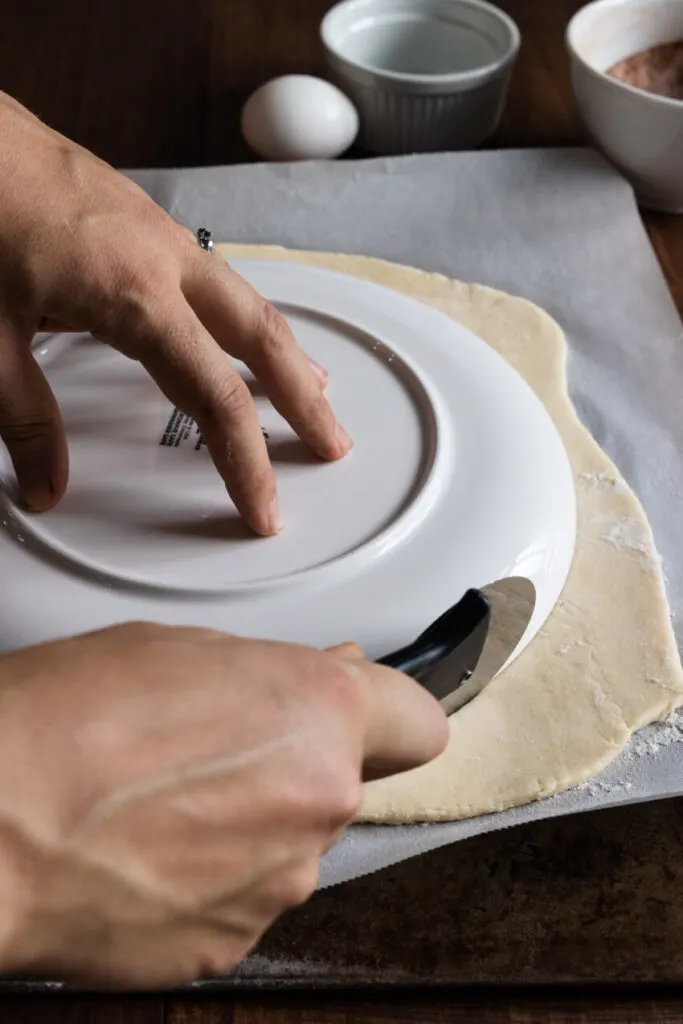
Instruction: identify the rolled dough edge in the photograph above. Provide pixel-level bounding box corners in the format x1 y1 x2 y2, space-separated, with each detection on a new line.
218 244 683 825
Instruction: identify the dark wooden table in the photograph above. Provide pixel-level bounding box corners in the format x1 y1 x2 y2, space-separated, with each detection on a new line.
2 1 683 1021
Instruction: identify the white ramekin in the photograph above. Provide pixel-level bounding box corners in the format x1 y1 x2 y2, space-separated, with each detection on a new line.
320 0 520 155
567 0 683 213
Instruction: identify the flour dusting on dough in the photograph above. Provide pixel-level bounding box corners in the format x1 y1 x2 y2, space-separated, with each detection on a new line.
600 517 649 554
626 709 683 759
577 709 683 798
579 471 625 489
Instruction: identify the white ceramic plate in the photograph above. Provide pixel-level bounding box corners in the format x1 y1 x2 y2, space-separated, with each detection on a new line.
0 260 576 670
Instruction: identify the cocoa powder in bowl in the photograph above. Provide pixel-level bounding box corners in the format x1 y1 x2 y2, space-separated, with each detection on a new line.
607 40 683 100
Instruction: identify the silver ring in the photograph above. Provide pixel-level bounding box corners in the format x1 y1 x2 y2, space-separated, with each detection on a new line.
196 228 214 254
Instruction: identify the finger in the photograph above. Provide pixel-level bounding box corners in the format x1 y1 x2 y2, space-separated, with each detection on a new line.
0 312 68 511
333 657 449 782
38 316 81 333
99 292 281 537
173 234 329 389
182 256 351 462
307 357 328 389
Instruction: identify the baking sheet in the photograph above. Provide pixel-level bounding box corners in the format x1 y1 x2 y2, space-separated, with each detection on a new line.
128 149 683 888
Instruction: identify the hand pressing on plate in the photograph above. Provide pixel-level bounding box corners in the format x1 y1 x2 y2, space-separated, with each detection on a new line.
0 91 350 536
0 624 447 988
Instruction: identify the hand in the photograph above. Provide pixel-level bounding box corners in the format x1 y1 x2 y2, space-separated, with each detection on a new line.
0 624 447 988
0 92 351 536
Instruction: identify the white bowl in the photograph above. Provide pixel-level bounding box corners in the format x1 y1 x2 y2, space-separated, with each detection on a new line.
320 0 520 155
567 0 683 213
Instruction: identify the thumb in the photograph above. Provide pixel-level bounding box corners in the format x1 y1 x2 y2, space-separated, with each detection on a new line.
330 657 449 782
0 314 68 511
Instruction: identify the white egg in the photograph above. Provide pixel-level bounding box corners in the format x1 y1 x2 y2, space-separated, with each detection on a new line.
241 75 359 162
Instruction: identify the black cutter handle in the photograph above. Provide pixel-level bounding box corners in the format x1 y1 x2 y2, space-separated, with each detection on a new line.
377 589 491 690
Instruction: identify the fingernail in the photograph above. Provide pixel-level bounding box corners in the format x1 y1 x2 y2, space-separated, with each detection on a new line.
328 642 365 660
19 473 54 513
308 358 328 386
335 421 353 456
267 496 284 535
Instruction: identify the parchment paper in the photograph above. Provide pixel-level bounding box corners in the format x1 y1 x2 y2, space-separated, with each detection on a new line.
128 149 683 888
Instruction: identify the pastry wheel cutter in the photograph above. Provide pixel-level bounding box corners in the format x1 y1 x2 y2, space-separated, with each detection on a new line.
378 577 536 715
